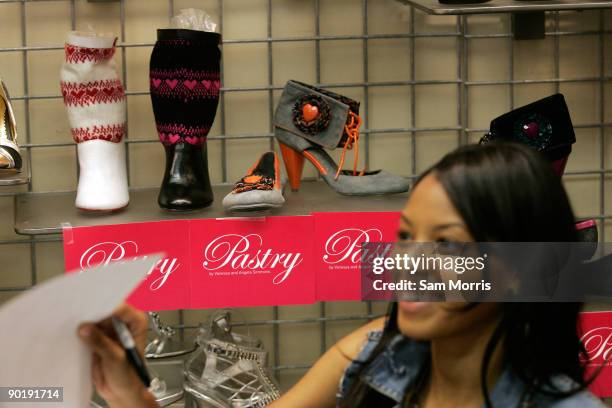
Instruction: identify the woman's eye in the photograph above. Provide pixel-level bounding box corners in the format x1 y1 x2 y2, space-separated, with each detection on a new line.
398 231 411 241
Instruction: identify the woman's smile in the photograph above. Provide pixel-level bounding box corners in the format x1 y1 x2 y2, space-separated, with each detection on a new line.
398 301 432 314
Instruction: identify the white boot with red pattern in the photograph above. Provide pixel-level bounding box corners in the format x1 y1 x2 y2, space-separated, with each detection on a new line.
60 31 129 212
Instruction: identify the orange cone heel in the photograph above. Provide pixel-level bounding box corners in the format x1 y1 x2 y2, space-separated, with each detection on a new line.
278 142 304 192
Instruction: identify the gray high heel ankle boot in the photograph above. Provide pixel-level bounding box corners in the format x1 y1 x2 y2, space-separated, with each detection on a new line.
274 80 409 196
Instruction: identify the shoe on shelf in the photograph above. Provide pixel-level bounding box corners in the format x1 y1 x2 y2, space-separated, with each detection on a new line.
145 312 197 359
479 93 575 177
480 93 597 246
274 80 409 196
60 31 129 212
222 151 285 212
0 80 22 171
184 311 280 408
150 29 221 212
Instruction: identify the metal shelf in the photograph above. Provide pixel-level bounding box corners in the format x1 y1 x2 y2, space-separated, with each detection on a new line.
0 156 30 186
14 181 409 235
399 0 612 15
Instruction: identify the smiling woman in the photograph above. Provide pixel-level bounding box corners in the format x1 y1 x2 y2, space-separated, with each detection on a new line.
269 142 605 408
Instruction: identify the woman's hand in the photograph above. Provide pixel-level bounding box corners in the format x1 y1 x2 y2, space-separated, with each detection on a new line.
77 304 159 408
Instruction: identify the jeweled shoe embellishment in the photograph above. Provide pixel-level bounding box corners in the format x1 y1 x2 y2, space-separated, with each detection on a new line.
513 113 552 151
522 122 539 139
479 94 573 176
302 103 319 122
292 94 331 135
233 175 274 194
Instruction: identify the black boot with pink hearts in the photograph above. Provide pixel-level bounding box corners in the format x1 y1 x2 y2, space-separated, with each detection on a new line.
149 29 221 211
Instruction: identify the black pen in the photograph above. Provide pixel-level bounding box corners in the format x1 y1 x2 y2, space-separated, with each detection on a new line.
111 317 152 387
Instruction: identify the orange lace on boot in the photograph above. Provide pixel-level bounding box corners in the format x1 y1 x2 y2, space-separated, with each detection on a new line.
335 111 365 180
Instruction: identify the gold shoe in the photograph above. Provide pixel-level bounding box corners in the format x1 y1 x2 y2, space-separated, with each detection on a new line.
0 80 22 171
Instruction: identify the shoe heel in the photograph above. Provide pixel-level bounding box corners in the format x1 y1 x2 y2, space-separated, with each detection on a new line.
278 142 304 191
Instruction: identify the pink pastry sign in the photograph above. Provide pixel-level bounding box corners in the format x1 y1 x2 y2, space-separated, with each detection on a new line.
63 217 317 310
62 212 401 309
63 220 191 310
313 212 400 301
579 311 612 397
189 216 314 308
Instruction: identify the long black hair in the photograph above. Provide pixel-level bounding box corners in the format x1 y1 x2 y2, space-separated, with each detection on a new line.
341 142 589 408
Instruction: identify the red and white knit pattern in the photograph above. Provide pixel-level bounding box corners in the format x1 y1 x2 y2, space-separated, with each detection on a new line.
60 32 126 144
61 79 125 107
64 42 116 64
71 124 125 143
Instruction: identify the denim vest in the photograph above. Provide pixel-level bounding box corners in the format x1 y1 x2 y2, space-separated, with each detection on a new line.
337 331 605 408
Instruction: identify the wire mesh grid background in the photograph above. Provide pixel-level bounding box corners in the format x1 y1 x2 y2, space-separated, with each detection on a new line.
0 0 611 392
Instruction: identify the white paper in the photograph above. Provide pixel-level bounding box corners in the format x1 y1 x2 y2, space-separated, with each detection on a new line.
0 255 162 408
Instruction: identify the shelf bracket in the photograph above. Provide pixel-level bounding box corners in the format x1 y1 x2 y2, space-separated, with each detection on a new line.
512 11 545 40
